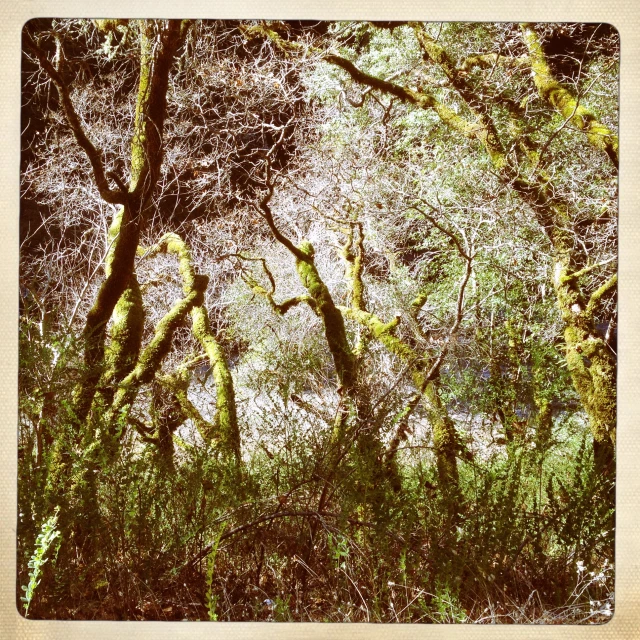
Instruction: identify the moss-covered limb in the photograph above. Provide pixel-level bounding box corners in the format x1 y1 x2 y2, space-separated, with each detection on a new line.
325 54 480 140
238 21 303 55
560 258 617 284
327 53 506 170
424 384 461 488
259 289 313 315
411 24 508 169
293 242 357 394
108 275 208 433
586 273 617 316
129 21 183 197
532 362 553 450
339 223 371 355
23 32 127 205
284 239 360 453
340 223 367 313
127 415 159 444
520 23 619 169
242 272 312 315
140 232 241 460
340 305 420 382
98 274 145 407
410 291 430 319
385 378 465 503
385 390 422 464
191 305 241 462
141 232 198 291
409 22 464 84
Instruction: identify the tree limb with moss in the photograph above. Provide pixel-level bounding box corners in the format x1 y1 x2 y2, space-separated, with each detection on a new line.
520 22 618 169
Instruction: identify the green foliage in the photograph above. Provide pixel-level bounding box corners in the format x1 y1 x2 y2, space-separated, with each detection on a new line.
205 525 226 621
327 533 350 569
20 508 61 617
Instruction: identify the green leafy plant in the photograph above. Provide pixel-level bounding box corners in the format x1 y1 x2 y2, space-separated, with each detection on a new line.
205 524 226 621
20 507 61 618
327 533 350 570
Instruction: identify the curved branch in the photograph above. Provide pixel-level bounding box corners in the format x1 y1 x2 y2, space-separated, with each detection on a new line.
23 31 127 205
254 169 308 261
141 232 240 461
244 275 313 315
325 53 503 165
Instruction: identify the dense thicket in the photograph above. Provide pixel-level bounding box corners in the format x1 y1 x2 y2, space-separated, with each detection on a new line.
19 19 617 622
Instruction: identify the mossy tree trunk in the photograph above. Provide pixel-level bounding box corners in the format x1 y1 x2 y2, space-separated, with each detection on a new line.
27 21 184 561
31 20 184 429
98 274 145 409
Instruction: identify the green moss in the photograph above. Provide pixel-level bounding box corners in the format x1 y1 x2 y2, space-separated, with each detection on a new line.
410 23 508 170
108 276 208 433
93 19 128 33
238 22 302 54
192 306 241 462
342 306 421 386
72 22 183 427
129 26 153 191
342 305 464 498
73 203 142 426
555 257 616 458
295 242 356 393
341 227 366 312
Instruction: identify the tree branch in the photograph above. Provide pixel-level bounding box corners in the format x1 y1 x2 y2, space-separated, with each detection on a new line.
587 273 617 316
23 31 127 205
520 23 618 169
